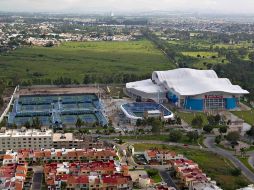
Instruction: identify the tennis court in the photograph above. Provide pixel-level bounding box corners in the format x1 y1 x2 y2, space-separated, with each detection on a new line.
8 93 107 127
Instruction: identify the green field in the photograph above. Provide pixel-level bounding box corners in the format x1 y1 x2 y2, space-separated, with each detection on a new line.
231 110 254 125
133 143 250 190
110 134 200 145
182 51 218 58
176 111 208 127
0 40 174 82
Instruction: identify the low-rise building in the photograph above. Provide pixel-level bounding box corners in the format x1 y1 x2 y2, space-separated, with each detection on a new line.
44 161 132 190
0 162 28 190
237 184 254 190
171 159 221 190
191 181 223 190
0 128 53 151
144 149 184 164
53 133 104 149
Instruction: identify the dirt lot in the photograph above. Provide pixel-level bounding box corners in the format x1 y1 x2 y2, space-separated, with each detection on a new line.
18 86 105 96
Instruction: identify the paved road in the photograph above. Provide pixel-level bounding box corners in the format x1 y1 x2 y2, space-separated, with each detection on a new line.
248 152 254 171
31 166 43 190
204 136 254 183
160 170 179 190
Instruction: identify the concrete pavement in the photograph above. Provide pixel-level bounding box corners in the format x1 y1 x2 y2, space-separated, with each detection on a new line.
204 136 254 183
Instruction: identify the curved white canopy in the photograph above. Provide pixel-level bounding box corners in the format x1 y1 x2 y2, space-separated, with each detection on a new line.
152 68 249 96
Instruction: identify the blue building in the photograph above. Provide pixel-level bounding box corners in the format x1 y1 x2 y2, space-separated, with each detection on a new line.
126 68 249 111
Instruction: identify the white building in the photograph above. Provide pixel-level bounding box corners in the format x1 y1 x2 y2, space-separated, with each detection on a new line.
0 127 53 151
126 68 248 111
237 185 254 190
191 181 222 190
144 149 184 164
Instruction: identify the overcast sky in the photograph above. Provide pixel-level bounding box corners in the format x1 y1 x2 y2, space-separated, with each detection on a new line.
0 0 254 14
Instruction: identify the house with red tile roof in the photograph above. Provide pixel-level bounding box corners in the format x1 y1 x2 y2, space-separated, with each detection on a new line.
0 163 28 190
44 161 133 190
144 149 184 164
4 148 118 164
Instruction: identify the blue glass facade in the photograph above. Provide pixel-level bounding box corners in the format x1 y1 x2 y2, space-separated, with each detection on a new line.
184 97 204 111
225 98 237 109
167 92 178 103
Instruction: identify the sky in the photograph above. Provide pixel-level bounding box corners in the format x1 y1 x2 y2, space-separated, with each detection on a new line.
0 0 254 14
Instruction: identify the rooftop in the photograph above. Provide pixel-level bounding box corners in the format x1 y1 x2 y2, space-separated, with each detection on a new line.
0 128 53 138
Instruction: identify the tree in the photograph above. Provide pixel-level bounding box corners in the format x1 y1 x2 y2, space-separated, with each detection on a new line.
191 115 204 128
247 126 254 137
240 148 246 157
151 119 162 134
75 117 83 128
231 168 241 176
24 121 31 129
207 114 220 126
31 117 42 129
136 119 142 127
219 125 228 134
175 116 182 125
0 96 3 107
187 131 199 142
226 131 240 145
169 130 182 142
203 125 214 133
249 52 254 62
215 135 222 144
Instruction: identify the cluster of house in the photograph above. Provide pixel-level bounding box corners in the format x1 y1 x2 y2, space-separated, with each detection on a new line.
44 161 132 190
1 148 178 190
2 148 117 165
143 149 222 190
0 162 28 190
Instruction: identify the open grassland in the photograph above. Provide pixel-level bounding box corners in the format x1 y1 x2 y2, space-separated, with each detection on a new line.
231 110 254 125
0 40 174 82
182 51 218 57
133 143 250 190
110 134 200 145
176 111 208 127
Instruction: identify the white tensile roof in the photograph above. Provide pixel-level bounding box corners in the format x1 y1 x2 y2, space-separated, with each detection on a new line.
154 68 249 96
126 79 165 94
126 68 249 97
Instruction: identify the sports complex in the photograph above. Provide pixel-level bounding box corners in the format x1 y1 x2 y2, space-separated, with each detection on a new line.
126 68 249 111
8 93 108 127
120 102 174 124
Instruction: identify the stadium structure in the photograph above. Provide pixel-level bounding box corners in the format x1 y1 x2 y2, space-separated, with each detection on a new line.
126 68 249 111
120 102 174 124
8 94 108 127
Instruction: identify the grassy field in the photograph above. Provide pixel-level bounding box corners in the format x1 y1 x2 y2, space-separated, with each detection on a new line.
237 156 254 173
110 134 199 145
231 110 254 125
0 40 174 82
145 169 162 183
176 111 208 127
182 51 218 58
133 143 250 190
